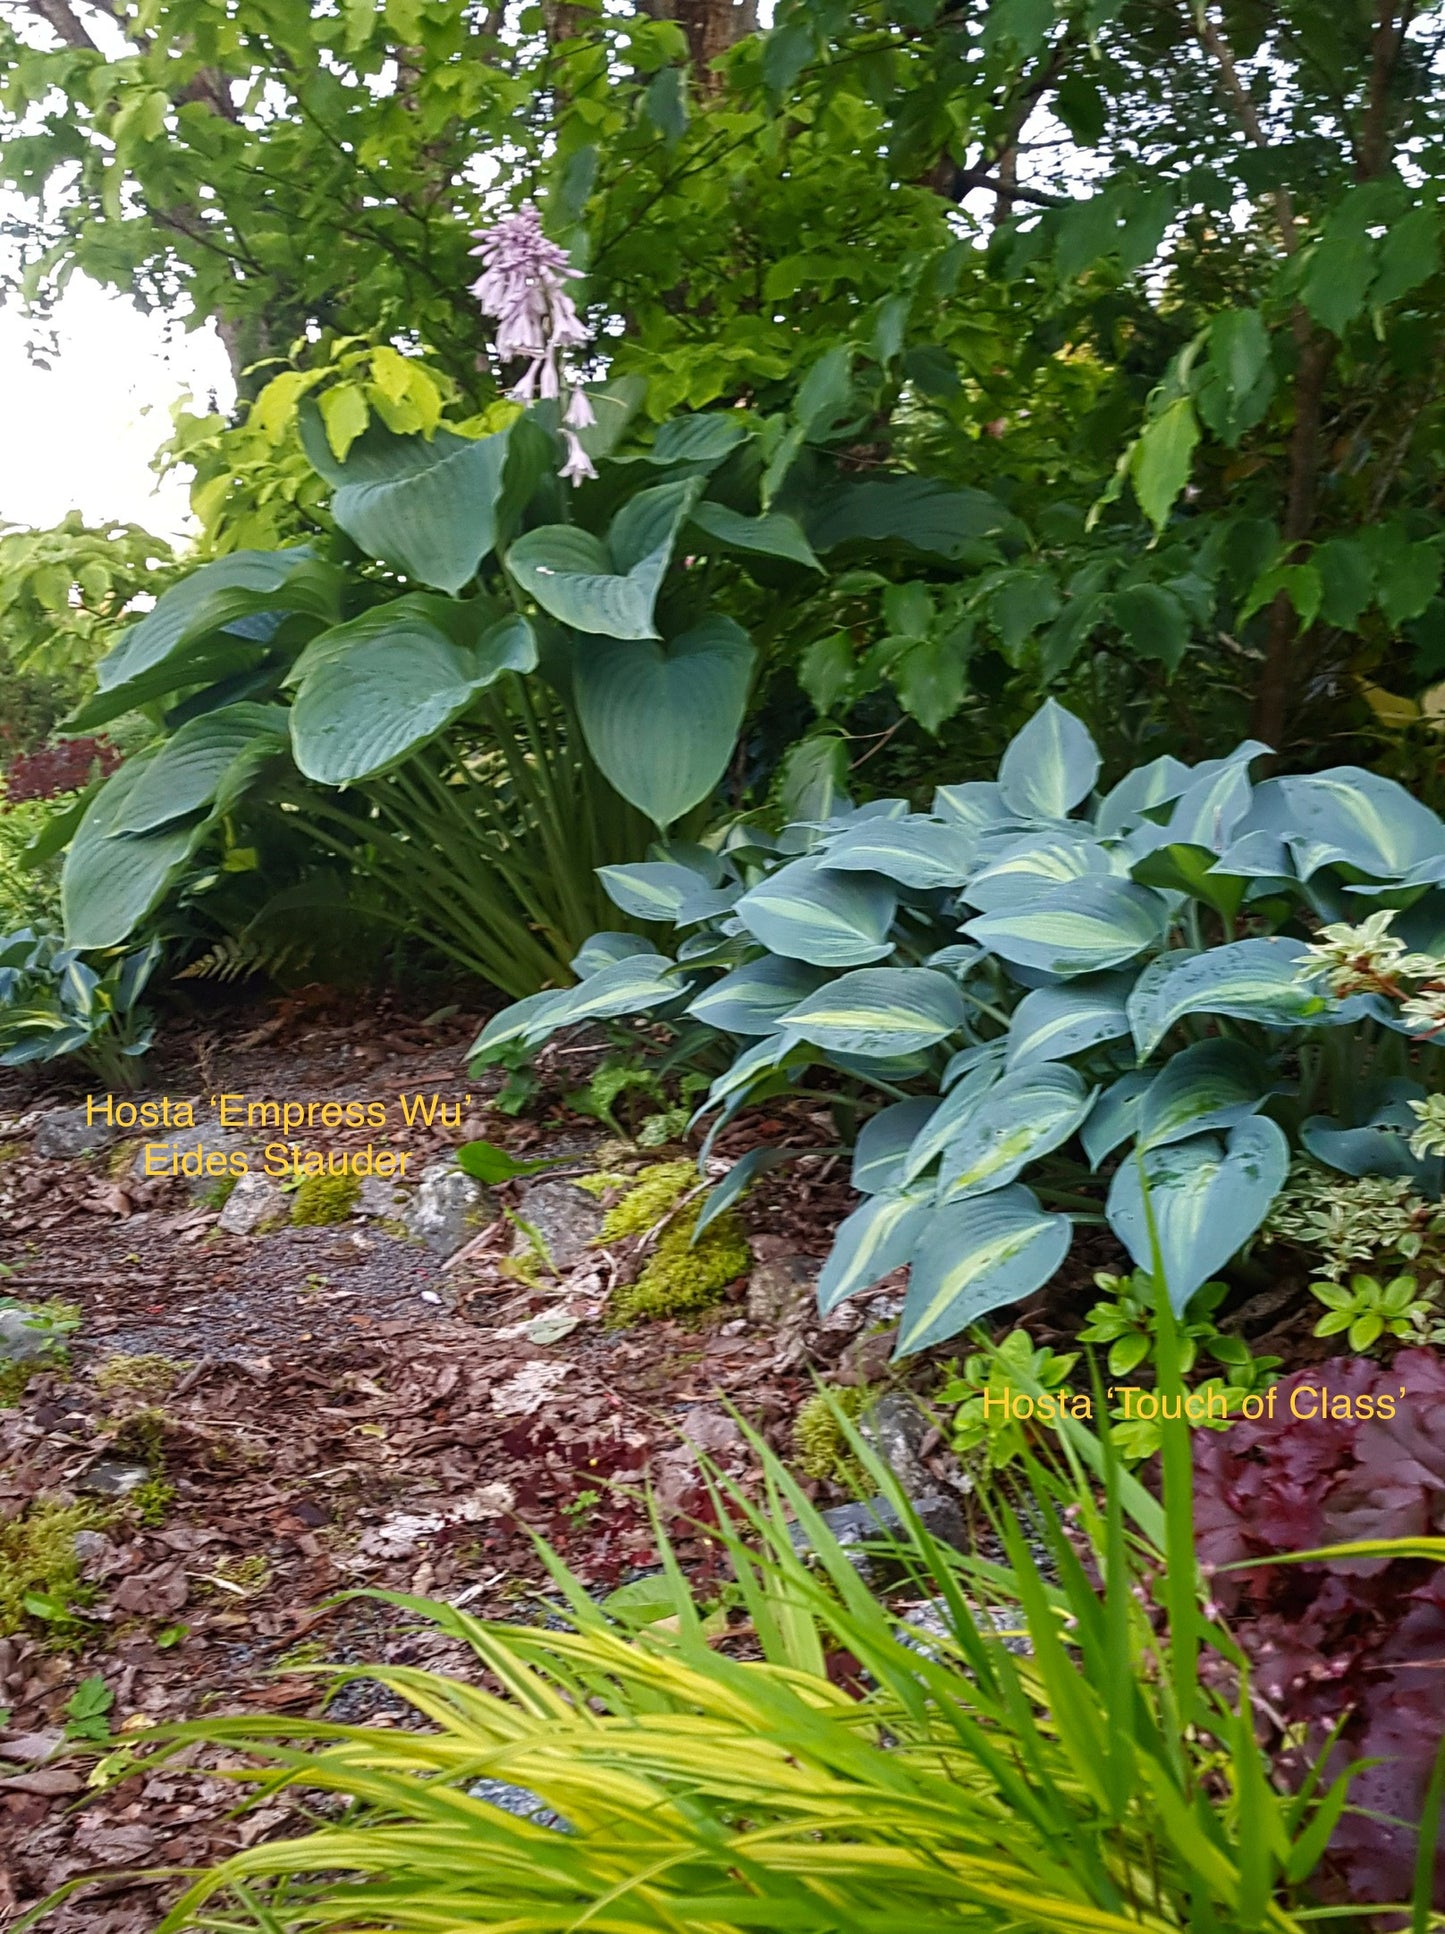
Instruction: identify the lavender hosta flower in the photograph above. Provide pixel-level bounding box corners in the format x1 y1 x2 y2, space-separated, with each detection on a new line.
470 200 596 484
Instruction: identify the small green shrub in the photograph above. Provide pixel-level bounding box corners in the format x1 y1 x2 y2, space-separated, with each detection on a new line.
290 1170 361 1226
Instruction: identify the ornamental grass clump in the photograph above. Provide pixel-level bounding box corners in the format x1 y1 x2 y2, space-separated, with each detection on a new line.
59 1296 1445 1933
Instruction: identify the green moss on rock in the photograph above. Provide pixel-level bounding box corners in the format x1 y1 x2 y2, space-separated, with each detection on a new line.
290 1170 361 1226
0 1498 104 1637
793 1386 871 1488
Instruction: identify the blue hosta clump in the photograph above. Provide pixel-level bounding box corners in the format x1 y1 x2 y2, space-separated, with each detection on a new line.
473 700 1445 1355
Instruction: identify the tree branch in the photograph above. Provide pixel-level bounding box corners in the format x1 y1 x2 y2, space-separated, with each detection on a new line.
14 0 105 52
1356 0 1413 179
1190 2 1299 254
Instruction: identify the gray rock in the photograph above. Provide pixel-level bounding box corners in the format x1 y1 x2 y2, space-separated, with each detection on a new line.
217 1172 287 1236
0 1307 59 1364
467 1776 566 1831
358 1174 410 1219
510 1177 604 1273
34 1108 113 1160
80 1459 151 1498
860 1390 934 1496
897 1596 1031 1660
404 1160 495 1259
789 1490 969 1583
746 1255 816 1327
131 1130 248 1199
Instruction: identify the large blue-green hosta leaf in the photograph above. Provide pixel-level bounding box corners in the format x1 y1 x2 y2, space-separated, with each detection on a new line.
965 878 1167 977
900 1050 1007 1184
529 954 682 1034
508 480 699 640
1081 1070 1152 1169
1006 974 1133 1068
1276 767 1445 881
851 1099 941 1194
816 1187 934 1314
571 933 654 978
779 967 965 1058
689 502 821 570
1105 1116 1289 1312
469 988 574 1063
687 957 829 1035
997 699 1100 819
735 857 896 966
94 550 341 696
1300 1079 1442 1188
111 704 287 833
1127 938 1329 1059
1135 1038 1271 1149
936 1063 1093 1200
572 616 754 828
1095 754 1192 837
300 412 550 595
62 756 211 950
896 1186 1071 1356
964 833 1119 912
818 815 976 889
932 781 1009 831
290 608 535 784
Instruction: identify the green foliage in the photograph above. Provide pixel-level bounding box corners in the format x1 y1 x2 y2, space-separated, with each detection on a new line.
1077 1271 1272 1382
0 929 160 1086
939 1329 1077 1470
70 1399 1439 1932
485 700 1445 1354
63 1673 115 1744
0 796 68 933
1310 1271 1436 1353
1265 1163 1445 1285
0 1295 80 1402
289 1170 361 1227
597 1161 699 1242
0 1497 102 1638
94 1354 192 1402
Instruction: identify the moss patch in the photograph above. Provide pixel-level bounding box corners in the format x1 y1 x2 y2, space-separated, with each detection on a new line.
290 1170 361 1226
604 1163 750 1326
794 1386 872 1488
0 1498 105 1637
95 1354 191 1402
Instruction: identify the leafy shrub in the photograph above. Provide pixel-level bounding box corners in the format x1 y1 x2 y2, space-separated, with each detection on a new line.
0 930 160 1086
71 1399 1439 1933
0 795 71 930
1265 1162 1445 1285
2 736 119 802
1195 1350 1445 1907
478 700 1445 1356
50 364 1020 999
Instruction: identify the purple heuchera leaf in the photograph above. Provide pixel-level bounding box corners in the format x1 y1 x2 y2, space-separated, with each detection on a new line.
1194 1349 1445 1908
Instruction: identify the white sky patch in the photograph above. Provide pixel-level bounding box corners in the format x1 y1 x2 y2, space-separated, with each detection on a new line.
0 272 233 540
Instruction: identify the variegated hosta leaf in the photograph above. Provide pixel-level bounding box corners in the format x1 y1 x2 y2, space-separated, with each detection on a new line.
530 954 684 1034
817 814 977 890
901 1051 1007 1183
851 1099 940 1194
570 933 655 979
1275 766 1445 881
1006 974 1133 1069
1126 937 1329 1060
1105 1116 1289 1313
779 967 966 1059
896 1186 1071 1356
597 861 723 922
936 1063 1093 1201
735 856 897 966
1081 1069 1152 1169
963 833 1119 913
691 1146 792 1245
1299 1077 1439 1187
1162 757 1255 854
686 957 830 1035
964 877 1168 977
931 780 1010 831
1094 753 1193 838
816 1187 934 1314
468 987 575 1064
698 1033 805 1117
997 698 1101 819
1135 1038 1270 1149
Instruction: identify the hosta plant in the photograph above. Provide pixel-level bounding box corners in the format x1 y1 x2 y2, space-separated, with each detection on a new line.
0 929 160 1087
478 700 1445 1354
52 373 1016 997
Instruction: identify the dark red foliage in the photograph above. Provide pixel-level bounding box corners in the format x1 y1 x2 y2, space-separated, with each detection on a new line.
2 736 120 802
1195 1352 1445 1908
